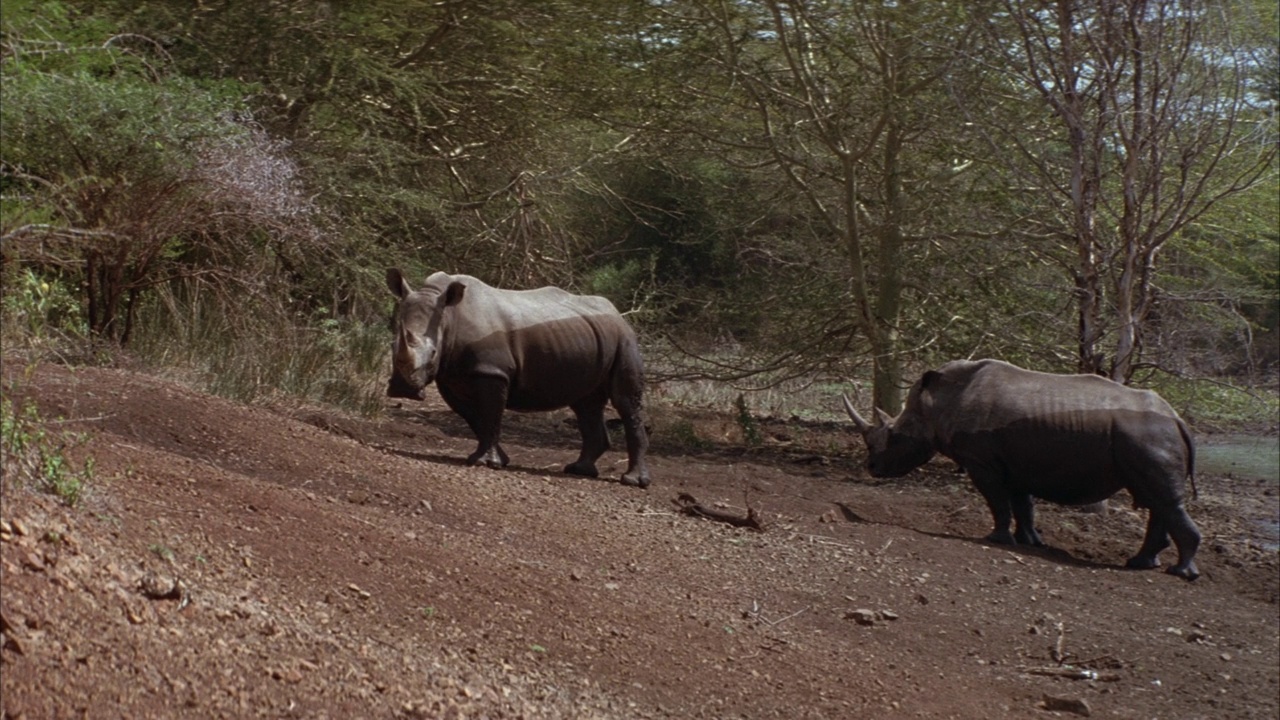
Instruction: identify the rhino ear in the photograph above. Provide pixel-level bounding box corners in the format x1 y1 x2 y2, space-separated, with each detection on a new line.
443 280 466 307
386 268 413 300
874 407 894 427
919 370 942 390
842 394 872 432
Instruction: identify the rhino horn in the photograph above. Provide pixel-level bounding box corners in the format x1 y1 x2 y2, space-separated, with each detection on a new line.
874 407 894 427
842 394 873 433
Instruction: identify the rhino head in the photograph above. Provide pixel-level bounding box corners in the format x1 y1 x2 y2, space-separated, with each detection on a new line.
841 395 935 478
385 268 466 400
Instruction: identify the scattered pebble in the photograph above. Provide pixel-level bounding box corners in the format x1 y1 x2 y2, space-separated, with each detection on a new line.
845 609 878 626
1041 694 1091 717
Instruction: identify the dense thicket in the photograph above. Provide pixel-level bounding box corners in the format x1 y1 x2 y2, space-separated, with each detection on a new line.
2 0 1276 405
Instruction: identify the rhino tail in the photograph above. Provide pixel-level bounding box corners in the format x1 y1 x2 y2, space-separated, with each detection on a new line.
1177 417 1198 501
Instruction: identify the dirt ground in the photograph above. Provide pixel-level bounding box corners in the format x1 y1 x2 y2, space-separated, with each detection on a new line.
2 361 1277 719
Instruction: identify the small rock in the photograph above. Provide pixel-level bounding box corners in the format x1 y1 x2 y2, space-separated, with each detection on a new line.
880 609 899 621
845 609 878 626
139 574 188 602
1220 653 1232 662
1186 630 1208 643
11 519 29 537
271 667 303 684
20 551 45 572
2 632 26 656
1041 694 1091 717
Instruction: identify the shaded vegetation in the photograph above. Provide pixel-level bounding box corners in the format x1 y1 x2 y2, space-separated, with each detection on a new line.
1 0 1275 425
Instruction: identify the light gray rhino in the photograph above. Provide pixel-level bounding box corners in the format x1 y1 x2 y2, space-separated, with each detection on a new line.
843 359 1200 579
386 268 651 488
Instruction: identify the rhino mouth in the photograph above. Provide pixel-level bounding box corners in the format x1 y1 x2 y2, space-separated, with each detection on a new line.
386 372 428 401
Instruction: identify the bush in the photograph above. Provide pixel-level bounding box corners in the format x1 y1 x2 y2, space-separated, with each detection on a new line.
0 268 86 346
1 381 95 506
128 281 388 416
2 13 326 344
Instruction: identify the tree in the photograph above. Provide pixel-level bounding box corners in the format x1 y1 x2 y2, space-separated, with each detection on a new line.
105 0 663 302
628 0 983 411
977 0 1277 382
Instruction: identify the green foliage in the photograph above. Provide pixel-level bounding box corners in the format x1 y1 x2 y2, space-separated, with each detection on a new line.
1 269 86 343
1 4 304 343
0 0 1272 434
148 543 175 563
660 418 709 453
1143 374 1280 432
1 382 94 506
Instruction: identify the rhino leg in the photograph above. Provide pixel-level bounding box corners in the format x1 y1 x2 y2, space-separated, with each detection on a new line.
1126 505 1201 580
969 469 1017 545
565 395 609 478
1164 507 1201 580
1126 513 1170 571
446 377 510 469
1011 494 1046 547
610 363 650 489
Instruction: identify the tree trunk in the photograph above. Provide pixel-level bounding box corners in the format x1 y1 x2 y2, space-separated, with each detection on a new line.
874 117 907 413
1058 0 1106 377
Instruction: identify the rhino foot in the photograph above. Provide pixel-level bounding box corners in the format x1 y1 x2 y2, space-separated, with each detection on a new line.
1166 563 1200 581
620 471 650 489
467 447 508 469
1124 554 1161 570
564 461 600 478
984 530 1017 546
1014 528 1046 547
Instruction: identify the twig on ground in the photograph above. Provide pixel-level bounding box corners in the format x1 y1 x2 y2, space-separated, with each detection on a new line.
759 604 810 627
1073 654 1122 670
1052 620 1067 664
673 493 764 531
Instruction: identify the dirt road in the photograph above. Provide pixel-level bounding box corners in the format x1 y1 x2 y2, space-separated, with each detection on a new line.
2 363 1276 718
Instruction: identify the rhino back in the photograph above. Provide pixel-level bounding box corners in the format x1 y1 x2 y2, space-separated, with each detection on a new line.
439 276 637 411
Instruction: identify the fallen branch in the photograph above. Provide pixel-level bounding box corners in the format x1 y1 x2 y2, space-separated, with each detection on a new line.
749 600 810 627
673 493 764 531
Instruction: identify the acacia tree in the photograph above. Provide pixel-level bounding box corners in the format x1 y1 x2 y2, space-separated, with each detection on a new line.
648 0 981 411
112 0 660 300
1 10 321 344
978 0 1276 382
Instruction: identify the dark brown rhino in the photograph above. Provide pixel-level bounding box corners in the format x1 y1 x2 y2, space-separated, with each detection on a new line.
386 268 651 488
843 359 1201 579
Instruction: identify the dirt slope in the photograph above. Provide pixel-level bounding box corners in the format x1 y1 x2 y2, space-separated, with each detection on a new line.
2 362 1277 719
